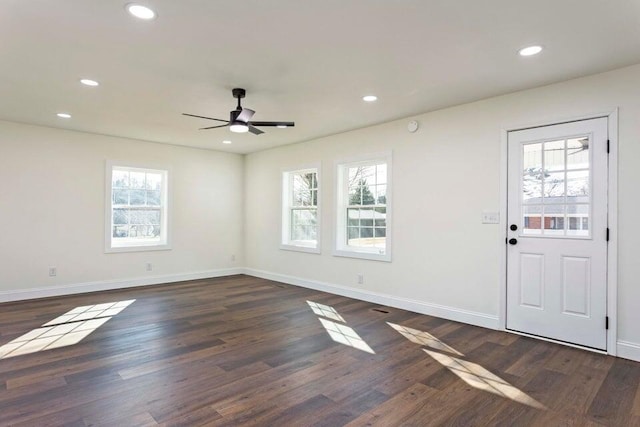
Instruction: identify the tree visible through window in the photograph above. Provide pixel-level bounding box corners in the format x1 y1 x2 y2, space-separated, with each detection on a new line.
335 153 392 261
106 163 169 252
347 164 387 249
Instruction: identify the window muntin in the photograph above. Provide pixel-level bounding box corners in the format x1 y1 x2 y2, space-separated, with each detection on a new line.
335 154 391 261
106 163 169 252
282 167 320 252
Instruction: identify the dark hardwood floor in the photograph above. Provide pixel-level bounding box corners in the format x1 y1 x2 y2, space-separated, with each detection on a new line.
0 275 638 426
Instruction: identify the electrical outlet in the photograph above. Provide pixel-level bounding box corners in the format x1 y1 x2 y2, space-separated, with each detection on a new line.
231 254 236 262
357 273 364 284
145 262 152 272
49 267 57 277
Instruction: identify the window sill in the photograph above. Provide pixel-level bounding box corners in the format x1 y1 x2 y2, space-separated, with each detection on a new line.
280 243 321 254
105 243 172 254
332 249 391 262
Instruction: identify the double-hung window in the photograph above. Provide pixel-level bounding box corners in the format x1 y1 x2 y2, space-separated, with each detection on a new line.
335 153 391 261
281 166 320 253
105 162 170 252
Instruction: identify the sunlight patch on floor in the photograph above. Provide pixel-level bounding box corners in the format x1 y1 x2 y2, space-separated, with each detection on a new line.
307 300 375 354
0 300 135 359
44 300 135 326
424 349 546 409
387 322 464 356
318 318 375 354
306 300 346 323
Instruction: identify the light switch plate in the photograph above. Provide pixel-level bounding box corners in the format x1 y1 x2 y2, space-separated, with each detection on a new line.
482 211 500 224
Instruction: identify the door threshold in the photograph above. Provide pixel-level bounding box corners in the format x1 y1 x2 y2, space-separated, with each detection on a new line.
505 328 607 355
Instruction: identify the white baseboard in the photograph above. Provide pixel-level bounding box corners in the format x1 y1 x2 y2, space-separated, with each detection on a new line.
0 268 243 303
243 268 500 330
617 340 640 362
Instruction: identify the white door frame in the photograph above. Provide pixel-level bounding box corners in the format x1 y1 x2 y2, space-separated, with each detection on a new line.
498 109 618 356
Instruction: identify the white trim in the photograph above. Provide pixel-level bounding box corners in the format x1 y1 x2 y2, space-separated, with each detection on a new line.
498 131 509 330
333 151 393 262
280 163 321 254
498 110 618 355
0 268 243 303
606 109 618 356
244 268 499 329
617 340 640 362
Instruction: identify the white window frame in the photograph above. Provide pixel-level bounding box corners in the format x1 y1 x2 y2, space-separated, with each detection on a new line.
334 152 392 262
105 160 171 253
280 163 321 254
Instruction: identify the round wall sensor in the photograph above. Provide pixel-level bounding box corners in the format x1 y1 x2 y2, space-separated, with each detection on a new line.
407 120 419 133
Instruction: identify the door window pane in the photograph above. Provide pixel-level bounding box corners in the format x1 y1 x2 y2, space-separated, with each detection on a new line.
523 205 542 235
543 140 565 172
543 172 565 199
567 171 589 197
567 137 589 170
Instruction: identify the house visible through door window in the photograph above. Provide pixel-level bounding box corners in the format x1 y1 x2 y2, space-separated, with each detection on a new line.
521 137 590 237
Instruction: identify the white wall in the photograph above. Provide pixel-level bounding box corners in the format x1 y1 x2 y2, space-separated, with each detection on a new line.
0 121 244 299
244 64 640 352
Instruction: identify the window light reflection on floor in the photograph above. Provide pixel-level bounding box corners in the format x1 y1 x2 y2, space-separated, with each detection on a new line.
318 318 375 354
306 300 346 323
387 322 464 356
0 300 135 359
424 349 546 410
306 300 375 354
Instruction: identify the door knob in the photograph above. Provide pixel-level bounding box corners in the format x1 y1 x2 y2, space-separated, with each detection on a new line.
508 238 518 245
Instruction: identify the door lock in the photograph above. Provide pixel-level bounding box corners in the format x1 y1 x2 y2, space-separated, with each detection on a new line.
508 238 518 245
510 224 518 231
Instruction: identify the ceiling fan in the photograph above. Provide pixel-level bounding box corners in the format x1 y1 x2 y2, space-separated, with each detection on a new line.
183 88 294 135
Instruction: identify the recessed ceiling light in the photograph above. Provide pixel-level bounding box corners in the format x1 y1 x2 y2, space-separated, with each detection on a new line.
57 113 71 119
222 140 232 144
80 79 100 86
362 95 378 102
519 45 543 57
80 79 99 87
277 125 287 129
126 4 156 20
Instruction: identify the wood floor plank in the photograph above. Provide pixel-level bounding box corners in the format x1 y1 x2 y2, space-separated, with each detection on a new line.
0 274 638 426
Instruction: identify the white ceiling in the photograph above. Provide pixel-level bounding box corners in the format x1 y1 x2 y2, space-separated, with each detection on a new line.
1 1 639 154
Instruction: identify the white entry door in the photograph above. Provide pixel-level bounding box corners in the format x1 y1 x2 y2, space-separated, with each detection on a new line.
506 118 608 350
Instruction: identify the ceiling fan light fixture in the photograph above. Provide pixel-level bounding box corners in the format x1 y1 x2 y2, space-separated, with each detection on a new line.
126 4 156 20
362 95 378 102
222 140 232 144
229 122 249 133
277 125 287 129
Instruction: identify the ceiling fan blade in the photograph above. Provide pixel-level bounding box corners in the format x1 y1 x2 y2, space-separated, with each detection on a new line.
200 124 229 130
248 125 265 135
249 121 295 127
236 108 255 123
183 113 229 123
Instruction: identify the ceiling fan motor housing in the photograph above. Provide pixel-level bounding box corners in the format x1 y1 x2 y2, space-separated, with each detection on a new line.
232 88 246 99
